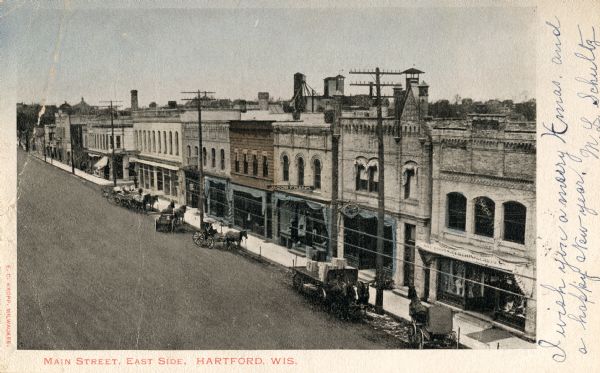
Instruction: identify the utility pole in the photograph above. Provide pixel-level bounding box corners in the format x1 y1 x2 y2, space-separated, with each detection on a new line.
350 67 403 314
43 127 47 162
330 97 341 258
68 114 75 174
99 100 122 187
182 90 215 230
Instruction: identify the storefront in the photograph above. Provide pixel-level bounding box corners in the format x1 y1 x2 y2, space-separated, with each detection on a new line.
204 176 230 221
273 193 330 258
419 241 534 332
230 184 272 238
341 205 396 275
133 158 180 199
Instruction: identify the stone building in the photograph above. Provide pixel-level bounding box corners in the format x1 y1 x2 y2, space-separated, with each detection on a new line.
421 113 536 338
337 75 431 293
272 113 333 259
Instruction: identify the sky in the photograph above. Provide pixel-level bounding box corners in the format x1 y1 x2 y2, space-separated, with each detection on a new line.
3 1 537 108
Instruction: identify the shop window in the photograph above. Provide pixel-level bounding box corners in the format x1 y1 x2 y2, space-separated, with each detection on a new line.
221 149 225 170
263 155 268 177
503 201 526 244
297 157 305 186
171 170 179 196
157 168 163 191
447 192 467 231
243 154 248 174
164 171 171 195
252 154 258 175
202 147 207 166
404 168 415 199
368 166 378 192
282 155 289 181
474 197 495 237
356 164 367 191
313 159 321 190
438 259 466 298
211 148 216 168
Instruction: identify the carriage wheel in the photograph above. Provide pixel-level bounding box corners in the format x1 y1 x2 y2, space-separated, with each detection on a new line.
192 231 204 246
205 236 215 249
408 324 424 349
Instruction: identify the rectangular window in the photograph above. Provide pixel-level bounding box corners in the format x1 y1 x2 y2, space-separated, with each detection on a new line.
235 153 240 172
262 156 268 177
116 135 121 149
157 168 163 191
404 169 415 199
243 154 248 174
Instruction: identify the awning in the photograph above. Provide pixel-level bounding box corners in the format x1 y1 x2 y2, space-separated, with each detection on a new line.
94 156 108 169
129 157 179 171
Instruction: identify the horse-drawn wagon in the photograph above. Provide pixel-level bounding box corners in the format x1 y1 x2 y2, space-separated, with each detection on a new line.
192 222 247 249
408 293 459 349
155 205 187 233
291 261 369 319
102 186 158 213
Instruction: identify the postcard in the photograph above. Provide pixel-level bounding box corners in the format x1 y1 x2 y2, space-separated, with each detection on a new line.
0 0 599 372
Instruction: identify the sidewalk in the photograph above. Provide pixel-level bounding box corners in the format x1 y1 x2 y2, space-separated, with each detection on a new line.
31 152 134 186
33 151 536 349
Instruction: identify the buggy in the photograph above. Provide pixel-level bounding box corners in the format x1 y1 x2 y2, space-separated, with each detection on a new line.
408 303 459 349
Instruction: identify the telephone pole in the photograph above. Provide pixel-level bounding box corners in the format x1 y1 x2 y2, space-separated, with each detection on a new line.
350 67 403 314
99 100 122 187
182 90 215 230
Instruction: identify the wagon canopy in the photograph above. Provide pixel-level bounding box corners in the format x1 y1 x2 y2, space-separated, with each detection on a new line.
94 156 108 169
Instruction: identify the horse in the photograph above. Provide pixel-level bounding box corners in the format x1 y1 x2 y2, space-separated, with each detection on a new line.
224 230 248 249
173 205 187 224
143 194 159 212
356 281 370 305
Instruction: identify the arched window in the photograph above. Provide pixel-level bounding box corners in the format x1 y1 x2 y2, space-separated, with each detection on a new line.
368 166 378 192
243 153 248 173
356 164 366 190
143 131 147 151
211 148 216 168
152 131 156 152
313 159 321 190
134 130 138 150
235 152 240 172
220 149 225 170
194 146 199 157
202 147 207 166
447 193 467 231
297 157 305 186
504 202 526 244
157 131 161 153
187 145 191 158
169 131 173 154
175 132 179 155
474 197 495 237
163 131 167 153
262 155 268 177
282 155 289 181
252 154 258 175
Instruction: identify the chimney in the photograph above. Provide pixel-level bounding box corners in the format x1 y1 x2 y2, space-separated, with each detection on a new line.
131 90 139 110
258 92 269 110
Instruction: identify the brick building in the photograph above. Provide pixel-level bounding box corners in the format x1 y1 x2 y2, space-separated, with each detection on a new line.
229 119 275 238
421 114 536 338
